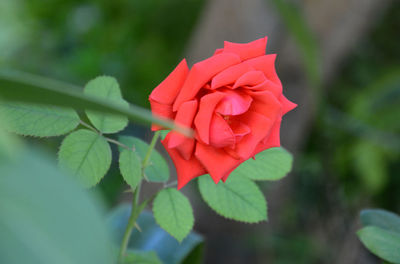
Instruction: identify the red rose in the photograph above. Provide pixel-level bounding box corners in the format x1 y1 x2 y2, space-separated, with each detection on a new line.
149 37 297 189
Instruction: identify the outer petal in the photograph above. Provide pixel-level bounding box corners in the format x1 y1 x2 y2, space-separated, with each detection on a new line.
211 63 254 89
215 89 253 116
194 92 226 144
149 59 189 105
195 143 243 184
223 37 268 61
149 99 174 131
280 94 297 115
234 111 274 159
214 48 224 55
173 53 241 111
247 90 282 119
244 54 281 86
262 117 281 146
168 100 198 160
209 113 235 148
252 117 282 156
162 134 206 189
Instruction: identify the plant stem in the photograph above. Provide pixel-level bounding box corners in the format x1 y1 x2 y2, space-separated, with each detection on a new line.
79 120 132 150
142 131 161 168
105 137 132 151
117 131 161 263
117 187 140 264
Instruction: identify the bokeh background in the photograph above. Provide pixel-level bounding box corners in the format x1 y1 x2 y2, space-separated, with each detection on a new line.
1 0 399 263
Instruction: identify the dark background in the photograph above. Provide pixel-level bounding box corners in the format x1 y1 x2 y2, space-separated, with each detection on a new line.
1 0 399 263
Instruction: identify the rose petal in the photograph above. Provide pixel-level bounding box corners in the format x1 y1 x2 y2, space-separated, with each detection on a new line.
244 54 281 86
211 63 254 89
230 119 251 142
195 143 243 183
234 111 274 159
214 48 224 55
223 37 268 61
223 147 241 160
194 92 226 144
173 53 241 111
252 117 282 156
247 90 282 120
162 134 206 189
215 89 253 116
243 79 282 97
262 117 281 146
168 100 198 159
149 59 189 105
149 99 175 131
232 71 267 89
280 94 297 115
209 113 235 148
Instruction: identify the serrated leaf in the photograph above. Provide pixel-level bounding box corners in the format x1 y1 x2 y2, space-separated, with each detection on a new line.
153 188 194 242
119 149 142 190
198 175 267 223
58 129 111 187
84 76 129 133
119 136 169 182
0 103 79 137
357 226 400 263
360 209 400 234
233 147 292 181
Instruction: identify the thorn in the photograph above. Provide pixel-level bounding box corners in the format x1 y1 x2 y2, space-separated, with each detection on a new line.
135 223 142 232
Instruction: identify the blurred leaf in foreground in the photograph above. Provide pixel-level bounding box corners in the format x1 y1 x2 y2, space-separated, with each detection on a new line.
0 150 114 264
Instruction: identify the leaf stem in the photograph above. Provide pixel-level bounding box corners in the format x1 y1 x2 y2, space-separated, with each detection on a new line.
117 131 161 263
164 180 178 188
79 120 132 150
105 137 132 151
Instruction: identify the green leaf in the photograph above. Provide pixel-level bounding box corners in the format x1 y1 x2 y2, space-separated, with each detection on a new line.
119 136 169 182
153 188 194 242
0 150 114 264
233 147 293 181
0 102 79 137
84 76 128 133
58 129 111 187
119 149 142 190
0 70 192 136
124 250 161 264
0 110 22 160
360 209 400 234
357 226 400 263
107 207 204 264
198 174 267 223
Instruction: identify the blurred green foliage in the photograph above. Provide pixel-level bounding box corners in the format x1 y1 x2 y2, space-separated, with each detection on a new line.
0 0 204 107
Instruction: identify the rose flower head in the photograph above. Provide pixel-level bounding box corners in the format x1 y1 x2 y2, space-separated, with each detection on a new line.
149 37 297 189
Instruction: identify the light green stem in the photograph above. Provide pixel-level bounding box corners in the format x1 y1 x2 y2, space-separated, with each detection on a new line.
117 131 160 263
142 131 161 168
117 187 140 264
